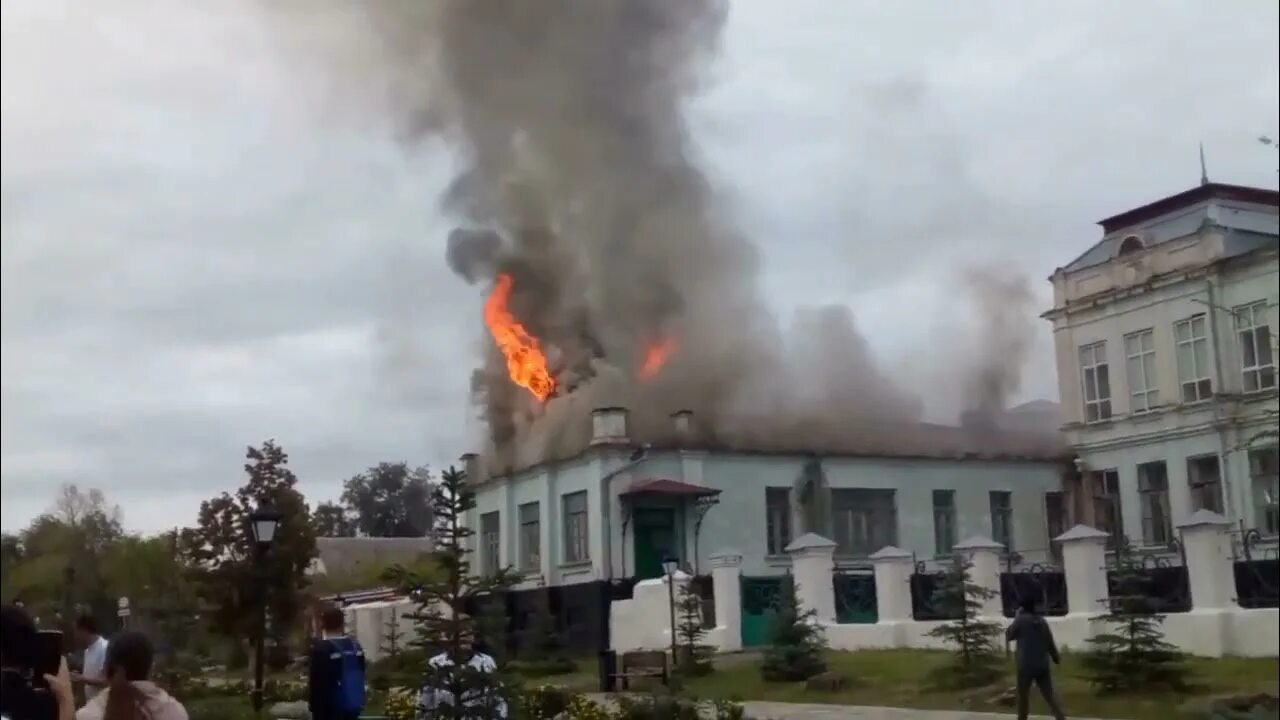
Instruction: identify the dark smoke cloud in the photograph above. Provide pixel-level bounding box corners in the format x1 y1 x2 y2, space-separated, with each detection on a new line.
958 267 1036 424
265 1 1046 472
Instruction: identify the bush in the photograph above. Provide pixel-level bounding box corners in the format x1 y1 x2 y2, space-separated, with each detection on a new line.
384 687 419 720
185 696 258 720
517 684 573 719
510 656 579 678
760 576 827 682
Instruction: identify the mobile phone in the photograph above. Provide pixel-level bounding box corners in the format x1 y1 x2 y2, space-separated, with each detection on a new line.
32 630 64 688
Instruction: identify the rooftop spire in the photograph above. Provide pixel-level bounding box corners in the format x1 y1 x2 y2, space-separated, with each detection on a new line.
1199 142 1209 186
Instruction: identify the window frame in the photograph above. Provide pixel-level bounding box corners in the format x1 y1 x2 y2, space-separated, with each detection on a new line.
1186 454 1224 515
479 510 501 576
1092 470 1123 548
1248 447 1279 536
1235 301 1276 393
765 487 792 556
1174 314 1213 403
1137 461 1171 547
518 501 541 572
1078 341 1113 423
933 489 957 557
561 491 590 564
830 488 898 558
988 490 1014 549
1124 328 1159 414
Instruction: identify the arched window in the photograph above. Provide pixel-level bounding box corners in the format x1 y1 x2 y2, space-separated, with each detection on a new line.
1117 234 1144 256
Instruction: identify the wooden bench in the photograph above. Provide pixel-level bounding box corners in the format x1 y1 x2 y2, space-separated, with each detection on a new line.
613 650 669 690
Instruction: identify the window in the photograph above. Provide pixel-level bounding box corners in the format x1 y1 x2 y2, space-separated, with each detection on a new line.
1137 462 1171 546
989 491 1013 548
1092 470 1123 547
1236 302 1276 393
518 502 540 572
1079 342 1113 422
831 489 897 557
1124 329 1159 413
1249 447 1279 535
1174 315 1213 402
1187 455 1223 514
933 490 957 556
765 488 791 555
480 511 500 576
562 491 589 564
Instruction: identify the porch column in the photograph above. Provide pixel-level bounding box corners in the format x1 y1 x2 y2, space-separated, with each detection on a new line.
953 536 1004 618
1055 524 1110 616
1176 509 1237 610
785 533 837 623
709 549 743 652
869 546 914 623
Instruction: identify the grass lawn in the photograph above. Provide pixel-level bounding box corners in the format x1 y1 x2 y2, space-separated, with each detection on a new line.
675 649 1279 720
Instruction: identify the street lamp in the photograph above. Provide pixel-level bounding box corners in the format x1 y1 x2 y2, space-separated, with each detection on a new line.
661 553 679 668
249 503 282 714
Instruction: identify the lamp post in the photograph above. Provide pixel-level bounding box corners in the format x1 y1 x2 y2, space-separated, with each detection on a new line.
249 503 282 714
661 553 679 668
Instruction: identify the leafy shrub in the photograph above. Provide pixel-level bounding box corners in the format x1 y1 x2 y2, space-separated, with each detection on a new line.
384 687 419 720
516 684 573 719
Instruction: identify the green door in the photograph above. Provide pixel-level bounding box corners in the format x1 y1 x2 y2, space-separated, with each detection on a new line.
633 508 676 580
740 576 784 647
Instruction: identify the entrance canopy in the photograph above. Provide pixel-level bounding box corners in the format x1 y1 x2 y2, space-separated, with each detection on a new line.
620 478 721 499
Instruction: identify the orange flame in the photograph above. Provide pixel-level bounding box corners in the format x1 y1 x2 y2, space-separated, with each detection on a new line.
484 273 557 401
638 336 677 380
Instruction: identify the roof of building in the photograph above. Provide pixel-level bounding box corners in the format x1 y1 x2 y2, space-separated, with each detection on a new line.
310 536 433 579
1063 183 1278 274
620 478 721 498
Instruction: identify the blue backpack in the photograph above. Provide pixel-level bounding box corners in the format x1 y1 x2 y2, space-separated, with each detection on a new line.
328 637 366 714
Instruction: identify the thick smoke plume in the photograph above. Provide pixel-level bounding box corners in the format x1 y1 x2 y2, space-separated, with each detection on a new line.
958 268 1036 427
267 1 1057 474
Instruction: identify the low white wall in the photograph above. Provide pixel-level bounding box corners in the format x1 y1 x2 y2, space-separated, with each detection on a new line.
342 598 418 662
610 573 695 654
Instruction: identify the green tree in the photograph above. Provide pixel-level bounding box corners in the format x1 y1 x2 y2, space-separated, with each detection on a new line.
925 555 1002 689
381 606 406 660
386 465 516 719
1081 553 1192 694
674 582 713 677
760 576 827 682
515 589 574 676
312 501 357 537
181 440 317 658
341 462 434 537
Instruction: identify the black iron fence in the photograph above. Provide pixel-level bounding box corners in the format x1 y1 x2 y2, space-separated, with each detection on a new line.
1105 539 1191 614
1229 524 1279 610
833 564 877 624
999 549 1067 618
910 559 961 621
688 574 716 628
463 580 615 657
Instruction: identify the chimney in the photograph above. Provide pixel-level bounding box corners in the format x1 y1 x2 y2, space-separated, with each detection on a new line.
590 406 630 445
671 409 693 441
459 452 480 482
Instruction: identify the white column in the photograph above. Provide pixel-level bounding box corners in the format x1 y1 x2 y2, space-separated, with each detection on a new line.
1055 524 1110 616
953 537 1005 617
869 546 914 622
709 549 743 652
1176 509 1237 610
785 533 837 623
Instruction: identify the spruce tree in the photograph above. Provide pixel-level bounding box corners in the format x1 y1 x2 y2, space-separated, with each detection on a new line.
925 555 1002 689
380 606 404 660
674 581 713 677
1081 551 1192 694
760 575 827 682
518 588 575 675
386 465 517 719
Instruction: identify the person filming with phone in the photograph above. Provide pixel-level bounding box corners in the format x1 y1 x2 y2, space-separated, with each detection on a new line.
1 603 76 720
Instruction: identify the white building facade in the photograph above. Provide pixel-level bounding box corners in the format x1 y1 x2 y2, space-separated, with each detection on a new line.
1045 182 1279 546
461 407 1068 590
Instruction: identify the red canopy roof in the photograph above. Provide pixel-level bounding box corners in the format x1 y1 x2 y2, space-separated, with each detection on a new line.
620 478 721 498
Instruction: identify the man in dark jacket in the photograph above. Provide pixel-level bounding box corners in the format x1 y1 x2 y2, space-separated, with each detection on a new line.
308 607 365 720
1005 597 1067 720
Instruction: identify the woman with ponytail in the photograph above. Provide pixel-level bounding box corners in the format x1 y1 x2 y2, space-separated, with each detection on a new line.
75 632 187 720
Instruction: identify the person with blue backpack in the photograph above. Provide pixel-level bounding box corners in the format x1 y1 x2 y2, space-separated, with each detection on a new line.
308 607 366 720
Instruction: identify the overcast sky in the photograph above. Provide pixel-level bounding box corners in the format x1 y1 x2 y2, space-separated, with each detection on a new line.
3 1 1278 533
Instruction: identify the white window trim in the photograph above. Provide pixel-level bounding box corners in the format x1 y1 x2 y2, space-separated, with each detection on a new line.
1079 341 1113 423
1235 301 1276 393
1174 314 1213 403
1124 329 1158 414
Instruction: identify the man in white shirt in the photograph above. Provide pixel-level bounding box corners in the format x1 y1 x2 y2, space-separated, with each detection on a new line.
71 615 109 701
416 621 505 719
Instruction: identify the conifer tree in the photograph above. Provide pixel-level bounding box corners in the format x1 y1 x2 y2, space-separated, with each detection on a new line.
380 606 404 660
925 555 1002 689
760 575 827 682
386 465 517 719
675 581 713 677
518 588 575 675
1081 551 1192 694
